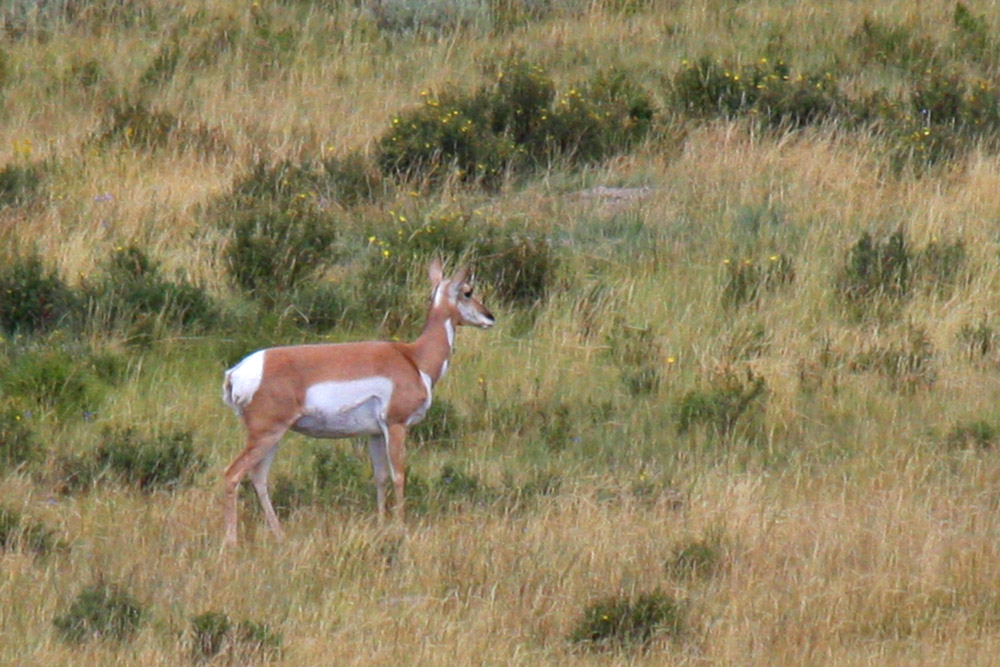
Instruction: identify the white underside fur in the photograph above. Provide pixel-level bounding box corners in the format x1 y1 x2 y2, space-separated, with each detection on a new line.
291 377 394 438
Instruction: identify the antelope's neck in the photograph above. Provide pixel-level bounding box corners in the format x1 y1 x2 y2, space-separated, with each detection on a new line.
412 311 455 385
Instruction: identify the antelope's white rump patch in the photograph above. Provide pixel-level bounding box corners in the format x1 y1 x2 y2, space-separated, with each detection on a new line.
223 350 266 415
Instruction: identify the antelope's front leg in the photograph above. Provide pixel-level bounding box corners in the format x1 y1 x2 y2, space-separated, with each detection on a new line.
387 424 408 520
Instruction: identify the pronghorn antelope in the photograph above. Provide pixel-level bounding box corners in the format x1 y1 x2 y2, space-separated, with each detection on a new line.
221 258 495 545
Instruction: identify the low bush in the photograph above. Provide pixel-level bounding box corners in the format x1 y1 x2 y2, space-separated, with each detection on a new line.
217 160 343 297
670 57 845 129
666 535 726 580
434 463 487 503
0 161 45 209
849 324 936 392
568 589 685 651
605 318 662 396
945 420 998 450
0 254 77 335
0 507 66 557
376 56 656 187
95 427 205 492
190 610 282 662
84 245 217 339
358 209 559 330
674 367 767 437
836 229 911 319
2 345 103 415
412 398 463 448
850 16 937 72
94 99 228 156
56 427 205 494
915 237 966 295
958 318 995 361
53 582 146 644
722 254 795 308
0 405 42 474
312 447 371 509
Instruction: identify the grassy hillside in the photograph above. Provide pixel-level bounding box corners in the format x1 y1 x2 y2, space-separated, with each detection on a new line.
5 0 1000 663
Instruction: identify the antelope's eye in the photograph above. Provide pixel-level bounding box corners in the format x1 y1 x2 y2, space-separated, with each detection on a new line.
463 286 474 298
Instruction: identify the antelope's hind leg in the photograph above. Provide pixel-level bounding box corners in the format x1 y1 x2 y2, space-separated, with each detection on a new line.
223 427 288 545
368 434 390 521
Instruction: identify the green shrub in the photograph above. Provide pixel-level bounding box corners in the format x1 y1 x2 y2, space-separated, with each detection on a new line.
246 447 372 519
191 610 231 661
666 536 725 580
849 324 936 392
675 367 767 437
233 619 283 659
568 589 685 651
473 232 558 307
0 161 45 209
190 611 283 661
57 427 205 494
94 427 205 492
836 229 911 318
605 318 662 396
671 57 844 129
376 57 656 187
952 3 994 63
946 420 998 450
285 283 352 332
53 582 146 644
319 152 386 206
2 345 102 414
542 67 656 162
359 210 558 326
849 17 937 72
915 237 966 295
0 405 42 474
0 254 77 335
84 245 217 338
94 100 228 156
54 452 105 495
412 398 463 447
722 254 794 308
376 91 518 188
312 448 371 509
671 56 761 118
218 160 342 296
434 463 485 502
958 319 995 360
139 40 180 88
0 507 66 557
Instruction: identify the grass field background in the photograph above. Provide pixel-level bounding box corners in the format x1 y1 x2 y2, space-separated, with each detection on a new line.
5 0 1000 663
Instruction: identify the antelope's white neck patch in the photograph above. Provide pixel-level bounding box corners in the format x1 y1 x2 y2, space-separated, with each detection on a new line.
406 371 434 426
444 318 455 349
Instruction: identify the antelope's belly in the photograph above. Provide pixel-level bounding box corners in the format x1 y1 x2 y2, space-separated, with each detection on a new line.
291 378 392 438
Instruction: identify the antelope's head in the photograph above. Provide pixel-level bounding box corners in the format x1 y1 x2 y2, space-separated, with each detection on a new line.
428 258 495 329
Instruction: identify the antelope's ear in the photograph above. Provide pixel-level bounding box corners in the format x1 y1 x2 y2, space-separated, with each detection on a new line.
450 266 469 286
429 257 444 286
